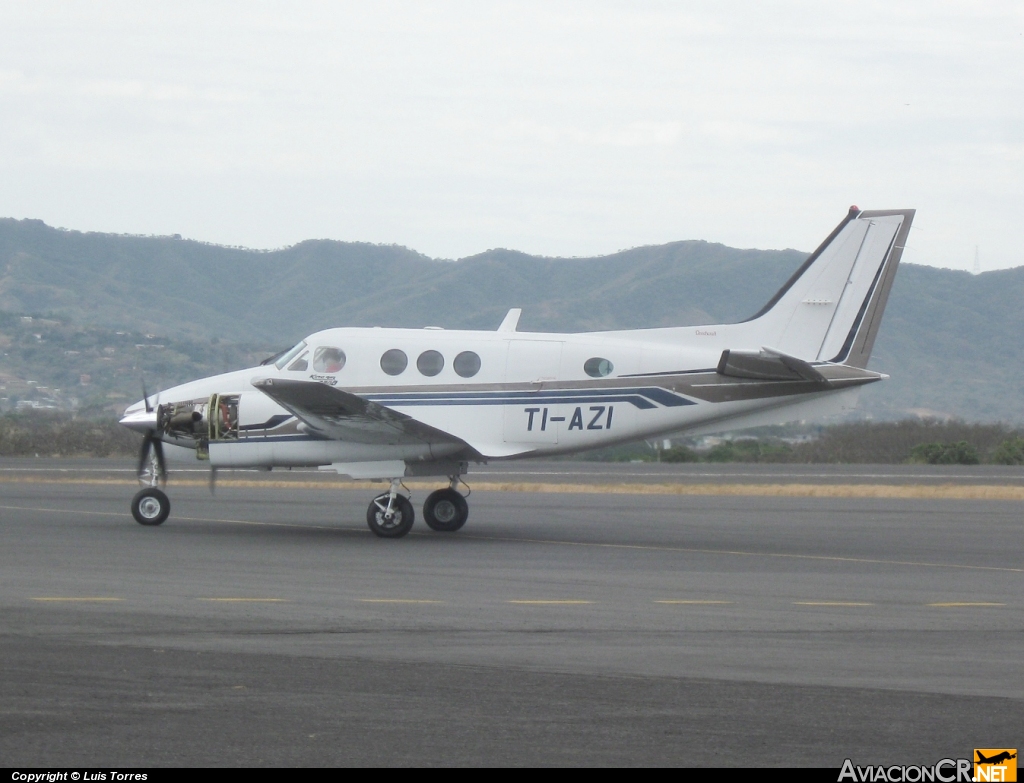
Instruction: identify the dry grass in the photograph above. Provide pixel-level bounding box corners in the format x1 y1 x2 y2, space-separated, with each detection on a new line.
5 475 1024 500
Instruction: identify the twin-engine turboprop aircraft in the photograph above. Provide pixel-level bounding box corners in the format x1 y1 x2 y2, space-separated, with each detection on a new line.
120 207 914 538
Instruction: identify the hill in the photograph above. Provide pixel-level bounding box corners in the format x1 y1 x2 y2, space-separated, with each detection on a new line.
1 217 1021 422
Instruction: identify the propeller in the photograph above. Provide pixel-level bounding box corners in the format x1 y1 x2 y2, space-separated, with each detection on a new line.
208 465 218 496
136 379 167 485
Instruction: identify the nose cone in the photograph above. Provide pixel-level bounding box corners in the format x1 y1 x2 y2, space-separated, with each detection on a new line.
119 406 157 433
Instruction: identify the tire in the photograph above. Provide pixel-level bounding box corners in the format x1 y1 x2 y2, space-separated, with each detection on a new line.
422 488 468 532
131 487 170 526
366 493 415 538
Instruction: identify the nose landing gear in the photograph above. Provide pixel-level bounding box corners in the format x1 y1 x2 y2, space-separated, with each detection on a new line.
132 426 170 526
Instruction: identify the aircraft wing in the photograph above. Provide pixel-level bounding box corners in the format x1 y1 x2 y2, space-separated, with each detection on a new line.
251 378 468 447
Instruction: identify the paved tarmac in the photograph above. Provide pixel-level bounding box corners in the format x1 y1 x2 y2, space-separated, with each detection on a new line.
1 460 1021 766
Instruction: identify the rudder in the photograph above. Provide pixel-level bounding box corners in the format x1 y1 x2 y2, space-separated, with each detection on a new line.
746 207 914 369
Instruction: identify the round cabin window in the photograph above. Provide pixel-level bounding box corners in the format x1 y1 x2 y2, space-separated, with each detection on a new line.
417 350 444 377
453 351 481 378
584 357 614 377
312 346 346 373
380 349 408 376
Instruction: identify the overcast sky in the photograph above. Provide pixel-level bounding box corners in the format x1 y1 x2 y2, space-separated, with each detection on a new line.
1 1 1021 270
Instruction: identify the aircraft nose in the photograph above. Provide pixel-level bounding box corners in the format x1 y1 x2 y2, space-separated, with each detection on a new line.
119 407 157 433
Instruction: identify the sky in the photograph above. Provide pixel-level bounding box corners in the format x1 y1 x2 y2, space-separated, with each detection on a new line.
1 1 1022 270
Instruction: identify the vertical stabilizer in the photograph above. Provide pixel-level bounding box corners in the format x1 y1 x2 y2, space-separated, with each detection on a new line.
745 207 914 368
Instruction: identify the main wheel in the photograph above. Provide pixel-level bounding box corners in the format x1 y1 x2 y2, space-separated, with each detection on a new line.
366 493 415 538
131 487 170 526
422 488 469 532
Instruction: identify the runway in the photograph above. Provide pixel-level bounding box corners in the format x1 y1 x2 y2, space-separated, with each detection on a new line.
1 460 1021 766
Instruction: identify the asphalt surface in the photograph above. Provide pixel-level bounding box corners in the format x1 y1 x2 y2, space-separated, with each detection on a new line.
1 460 1021 766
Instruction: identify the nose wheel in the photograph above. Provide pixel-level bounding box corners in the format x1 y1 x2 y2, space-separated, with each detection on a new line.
131 487 170 526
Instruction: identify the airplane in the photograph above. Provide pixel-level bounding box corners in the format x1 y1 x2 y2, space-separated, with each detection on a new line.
976 752 1016 765
119 206 914 538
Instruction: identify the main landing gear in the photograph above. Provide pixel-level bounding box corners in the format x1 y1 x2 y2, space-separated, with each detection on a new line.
366 476 470 539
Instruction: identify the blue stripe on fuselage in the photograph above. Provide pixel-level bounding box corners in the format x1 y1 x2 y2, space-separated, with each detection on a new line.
365 386 694 410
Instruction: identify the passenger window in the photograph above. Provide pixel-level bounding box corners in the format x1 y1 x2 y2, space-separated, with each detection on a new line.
313 346 346 373
288 352 309 372
417 350 444 376
453 351 481 378
380 349 408 376
584 357 614 377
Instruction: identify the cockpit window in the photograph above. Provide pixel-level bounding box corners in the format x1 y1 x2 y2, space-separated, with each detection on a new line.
274 341 307 370
313 346 346 373
288 353 308 371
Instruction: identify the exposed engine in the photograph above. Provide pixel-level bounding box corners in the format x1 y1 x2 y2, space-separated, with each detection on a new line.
155 394 240 458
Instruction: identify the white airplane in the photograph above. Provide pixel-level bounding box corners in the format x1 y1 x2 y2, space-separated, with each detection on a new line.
120 206 914 538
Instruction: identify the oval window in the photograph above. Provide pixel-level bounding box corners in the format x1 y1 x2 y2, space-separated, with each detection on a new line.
584 357 614 377
417 350 444 377
453 351 481 378
312 346 346 373
380 349 408 376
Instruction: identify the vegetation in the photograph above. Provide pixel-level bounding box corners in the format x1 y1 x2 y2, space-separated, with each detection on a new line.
909 441 980 465
2 213 1024 423
570 420 1024 465
3 412 1024 463
4 216 1024 422
0 412 139 457
990 437 1024 465
0 309 275 416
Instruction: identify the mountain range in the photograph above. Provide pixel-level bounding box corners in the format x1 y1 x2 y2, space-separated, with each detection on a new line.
1 217 1020 422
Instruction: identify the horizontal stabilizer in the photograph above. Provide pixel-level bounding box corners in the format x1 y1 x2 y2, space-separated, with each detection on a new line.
717 347 827 384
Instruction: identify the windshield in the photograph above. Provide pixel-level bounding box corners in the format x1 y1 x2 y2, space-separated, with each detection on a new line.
274 340 307 370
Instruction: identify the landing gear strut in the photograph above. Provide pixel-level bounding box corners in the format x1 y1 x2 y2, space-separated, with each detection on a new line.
423 477 469 532
366 479 415 538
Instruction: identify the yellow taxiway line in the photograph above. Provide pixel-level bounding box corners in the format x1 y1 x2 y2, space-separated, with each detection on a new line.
197 598 289 602
355 599 444 604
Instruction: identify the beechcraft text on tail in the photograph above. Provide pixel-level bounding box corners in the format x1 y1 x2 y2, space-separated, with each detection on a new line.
119 206 915 538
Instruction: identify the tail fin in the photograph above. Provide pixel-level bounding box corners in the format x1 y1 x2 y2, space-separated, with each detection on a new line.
746 207 914 368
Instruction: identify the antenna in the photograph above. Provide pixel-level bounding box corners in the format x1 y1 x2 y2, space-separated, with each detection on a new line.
974 245 980 275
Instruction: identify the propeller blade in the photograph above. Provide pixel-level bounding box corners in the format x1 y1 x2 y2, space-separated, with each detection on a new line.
208 466 218 496
141 378 152 414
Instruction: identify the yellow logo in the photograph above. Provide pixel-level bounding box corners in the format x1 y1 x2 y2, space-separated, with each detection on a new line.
974 750 1017 782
